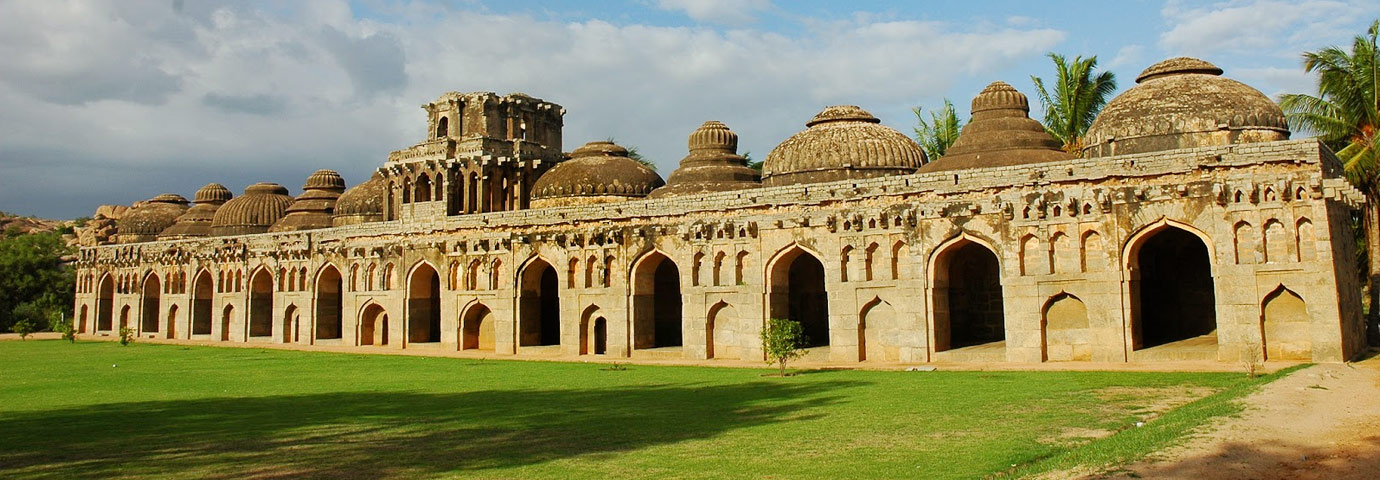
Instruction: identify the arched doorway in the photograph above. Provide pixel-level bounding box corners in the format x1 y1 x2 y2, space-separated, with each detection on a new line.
1131 226 1216 350
859 298 895 362
706 302 739 359
220 304 235 341
407 263 441 344
767 247 830 348
1043 293 1090 361
282 305 298 343
166 305 178 339
119 305 130 331
632 252 683 349
97 275 114 332
248 269 274 338
315 266 343 340
593 317 607 354
932 238 1005 351
79 304 88 334
1261 286 1310 360
462 304 496 351
518 258 560 347
192 270 213 335
360 304 389 346
141 274 161 333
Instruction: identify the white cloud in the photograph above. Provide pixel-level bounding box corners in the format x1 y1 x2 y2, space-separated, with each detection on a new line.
0 1 1065 218
656 0 772 25
1159 0 1377 58
1108 44 1145 69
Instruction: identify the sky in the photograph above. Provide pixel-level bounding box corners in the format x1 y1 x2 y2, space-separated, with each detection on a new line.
1 0 1377 219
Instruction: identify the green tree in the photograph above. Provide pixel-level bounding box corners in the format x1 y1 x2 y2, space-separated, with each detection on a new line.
911 99 964 160
1279 20 1380 338
50 314 76 343
760 317 806 376
12 315 37 340
0 231 75 333
1030 53 1118 152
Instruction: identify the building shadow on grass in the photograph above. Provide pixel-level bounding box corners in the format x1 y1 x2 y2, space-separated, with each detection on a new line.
0 380 860 479
1093 435 1380 480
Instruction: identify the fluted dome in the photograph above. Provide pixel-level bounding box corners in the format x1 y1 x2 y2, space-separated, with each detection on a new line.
530 141 665 208
333 173 387 227
762 105 925 187
160 184 232 239
117 194 189 243
918 82 1073 173
210 183 294 236
649 121 761 198
1083 57 1289 157
271 170 347 232
192 183 232 204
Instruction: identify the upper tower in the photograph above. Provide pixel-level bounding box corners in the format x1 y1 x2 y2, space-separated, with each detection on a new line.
381 92 566 221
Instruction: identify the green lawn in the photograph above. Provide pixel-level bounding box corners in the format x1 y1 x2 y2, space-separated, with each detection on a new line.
0 340 1284 479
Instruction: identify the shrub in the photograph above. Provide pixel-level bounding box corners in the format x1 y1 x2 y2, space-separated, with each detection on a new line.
760 317 807 376
118 327 135 346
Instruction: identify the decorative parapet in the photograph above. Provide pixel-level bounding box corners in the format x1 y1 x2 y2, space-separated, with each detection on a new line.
388 138 454 164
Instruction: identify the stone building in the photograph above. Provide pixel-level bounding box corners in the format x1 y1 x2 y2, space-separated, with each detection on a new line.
72 58 1368 364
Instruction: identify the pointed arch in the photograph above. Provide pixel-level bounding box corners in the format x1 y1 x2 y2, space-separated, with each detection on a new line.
630 250 682 349
1296 217 1315 262
579 304 602 355
1261 285 1311 361
706 301 739 359
928 233 1005 352
1126 221 1217 351
315 264 343 340
735 250 749 285
1263 219 1287 263
406 261 442 344
839 245 853 282
765 243 830 348
248 267 274 338
96 273 115 332
460 301 496 351
1042 292 1090 361
140 271 161 334
358 302 388 346
891 240 907 280
282 304 299 343
518 255 560 347
859 296 895 362
192 269 213 335
490 258 503 289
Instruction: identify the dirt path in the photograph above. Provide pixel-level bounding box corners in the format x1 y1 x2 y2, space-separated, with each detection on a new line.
1089 351 1380 479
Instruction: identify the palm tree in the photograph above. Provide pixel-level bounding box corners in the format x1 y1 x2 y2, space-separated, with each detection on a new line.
1280 20 1380 338
911 99 963 161
1030 53 1118 152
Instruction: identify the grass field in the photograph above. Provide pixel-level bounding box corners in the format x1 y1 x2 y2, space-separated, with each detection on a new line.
0 340 1286 479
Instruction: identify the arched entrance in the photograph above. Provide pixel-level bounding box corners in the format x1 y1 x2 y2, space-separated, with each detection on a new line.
1130 226 1216 350
767 247 830 348
1261 286 1311 360
220 304 234 341
119 305 130 331
860 298 895 362
141 274 161 333
593 317 607 354
248 269 274 338
166 305 178 339
706 302 739 359
461 304 496 351
192 270 213 335
79 304 88 334
632 252 683 349
518 258 560 347
407 263 441 344
282 305 298 343
932 238 1005 351
97 275 114 332
315 266 343 340
360 304 389 346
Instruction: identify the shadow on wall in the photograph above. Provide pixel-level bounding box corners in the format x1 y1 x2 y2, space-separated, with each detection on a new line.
0 380 859 478
1096 436 1380 480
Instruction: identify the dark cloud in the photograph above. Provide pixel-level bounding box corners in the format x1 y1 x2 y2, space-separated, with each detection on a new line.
319 26 408 97
202 93 289 115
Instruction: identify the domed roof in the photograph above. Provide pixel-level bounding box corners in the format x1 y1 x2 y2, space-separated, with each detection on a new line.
762 105 925 187
1083 57 1289 157
160 184 233 240
333 173 387 227
530 141 665 208
649 121 760 198
918 82 1073 173
117 194 189 243
192 183 232 204
271 170 347 232
210 183 294 236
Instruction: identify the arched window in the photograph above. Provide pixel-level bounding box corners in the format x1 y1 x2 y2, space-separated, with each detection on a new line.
436 116 449 138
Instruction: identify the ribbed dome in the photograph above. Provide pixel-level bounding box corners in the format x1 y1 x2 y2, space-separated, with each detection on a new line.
649 121 761 198
210 183 294 236
530 141 665 208
918 82 1073 173
193 183 232 204
117 194 189 243
333 173 387 227
271 170 347 232
763 105 925 187
160 184 232 239
1083 57 1289 157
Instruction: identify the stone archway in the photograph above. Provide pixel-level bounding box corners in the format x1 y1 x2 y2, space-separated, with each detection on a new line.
859 297 895 362
518 258 560 347
1042 293 1090 361
248 269 274 338
97 274 114 332
706 301 739 360
767 246 830 348
1130 226 1216 350
407 263 441 344
631 252 683 349
932 238 1005 351
315 266 343 340
192 270 213 335
1261 286 1310 361
220 304 235 341
141 274 161 334
360 304 388 346
461 303 496 351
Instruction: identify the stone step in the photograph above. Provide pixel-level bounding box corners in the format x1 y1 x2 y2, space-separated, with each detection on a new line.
933 341 1007 363
631 346 685 360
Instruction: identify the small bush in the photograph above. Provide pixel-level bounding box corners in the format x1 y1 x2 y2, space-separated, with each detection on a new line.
13 316 37 340
118 327 135 346
761 318 807 376
50 316 76 343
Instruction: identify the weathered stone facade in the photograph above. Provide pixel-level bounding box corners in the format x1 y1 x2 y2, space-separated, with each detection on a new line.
71 58 1368 364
